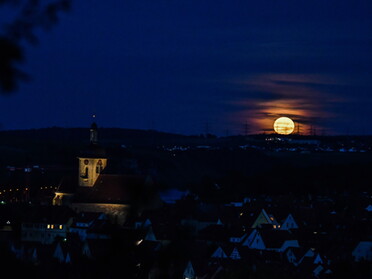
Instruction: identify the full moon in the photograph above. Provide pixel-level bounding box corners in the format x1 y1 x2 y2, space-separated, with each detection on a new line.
273 117 295 135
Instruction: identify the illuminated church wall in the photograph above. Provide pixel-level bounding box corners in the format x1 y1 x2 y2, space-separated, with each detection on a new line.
78 157 107 187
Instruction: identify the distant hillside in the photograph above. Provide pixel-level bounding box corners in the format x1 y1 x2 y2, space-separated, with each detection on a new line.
0 127 188 145
0 127 371 197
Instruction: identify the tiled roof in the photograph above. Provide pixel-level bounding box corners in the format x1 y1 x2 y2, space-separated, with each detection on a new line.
74 174 147 204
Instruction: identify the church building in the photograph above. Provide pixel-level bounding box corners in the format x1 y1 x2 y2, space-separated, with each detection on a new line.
53 122 158 225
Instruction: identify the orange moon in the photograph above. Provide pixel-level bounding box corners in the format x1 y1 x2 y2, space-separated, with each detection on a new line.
273 117 295 135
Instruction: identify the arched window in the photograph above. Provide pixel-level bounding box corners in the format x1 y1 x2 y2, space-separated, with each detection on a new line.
96 160 103 173
80 167 88 178
81 160 89 178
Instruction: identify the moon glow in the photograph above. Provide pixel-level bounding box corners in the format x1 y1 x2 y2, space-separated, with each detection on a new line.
273 117 295 135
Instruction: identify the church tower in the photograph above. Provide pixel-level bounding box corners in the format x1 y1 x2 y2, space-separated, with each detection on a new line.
90 122 98 144
78 122 107 187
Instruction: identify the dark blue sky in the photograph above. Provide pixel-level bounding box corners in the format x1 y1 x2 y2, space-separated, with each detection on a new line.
1 0 371 135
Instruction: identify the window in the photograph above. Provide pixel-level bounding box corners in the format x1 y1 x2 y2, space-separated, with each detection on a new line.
59 225 63 229
96 160 103 173
80 167 89 178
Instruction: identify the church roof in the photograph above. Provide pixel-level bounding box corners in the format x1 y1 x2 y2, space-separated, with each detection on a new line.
78 143 106 158
57 174 78 194
74 174 148 204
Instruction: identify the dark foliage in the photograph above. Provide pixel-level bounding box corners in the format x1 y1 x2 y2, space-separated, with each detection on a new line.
0 0 71 93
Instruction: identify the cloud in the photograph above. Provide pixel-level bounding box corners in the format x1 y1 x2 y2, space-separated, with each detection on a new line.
227 73 351 134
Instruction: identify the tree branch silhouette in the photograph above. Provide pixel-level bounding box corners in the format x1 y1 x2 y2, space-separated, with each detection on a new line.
0 0 71 94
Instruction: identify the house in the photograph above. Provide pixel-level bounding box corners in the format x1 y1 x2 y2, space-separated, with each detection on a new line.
352 241 372 262
134 217 153 230
279 214 299 230
183 261 195 279
285 247 309 266
241 229 258 246
242 229 299 252
211 246 228 259
251 209 278 229
229 247 241 260
210 244 241 261
10 235 113 265
242 229 265 250
21 205 75 244
69 211 109 240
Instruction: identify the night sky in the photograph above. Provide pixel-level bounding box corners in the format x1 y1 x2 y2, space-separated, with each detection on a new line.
1 0 371 136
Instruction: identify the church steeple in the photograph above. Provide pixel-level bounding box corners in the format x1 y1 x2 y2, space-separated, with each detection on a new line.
78 117 107 187
90 114 98 144
90 122 98 144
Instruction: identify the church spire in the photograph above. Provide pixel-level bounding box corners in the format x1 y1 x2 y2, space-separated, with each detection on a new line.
90 114 98 144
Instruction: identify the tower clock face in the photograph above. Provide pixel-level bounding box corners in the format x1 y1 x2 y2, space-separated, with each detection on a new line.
84 159 89 165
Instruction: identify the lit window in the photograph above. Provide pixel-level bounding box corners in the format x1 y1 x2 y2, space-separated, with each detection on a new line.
273 225 277 229
59 225 63 229
51 225 54 229
47 224 50 229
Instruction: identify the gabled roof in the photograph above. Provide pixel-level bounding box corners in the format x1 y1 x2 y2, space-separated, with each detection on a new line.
284 246 310 262
280 213 299 230
251 208 277 228
211 246 228 258
183 261 195 278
